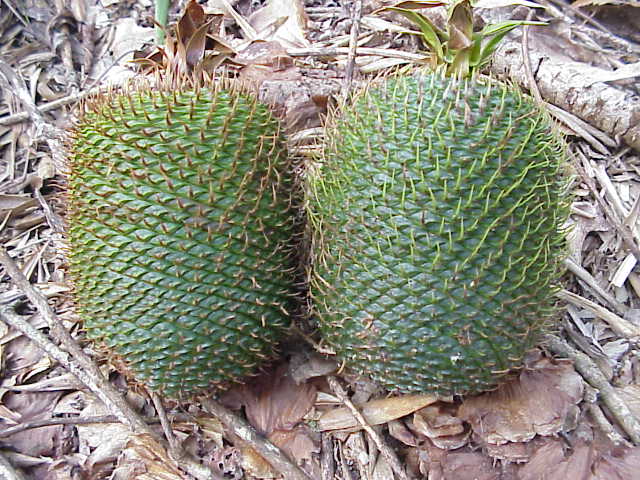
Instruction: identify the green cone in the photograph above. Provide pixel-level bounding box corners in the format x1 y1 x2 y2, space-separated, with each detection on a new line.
67 83 298 396
308 72 568 395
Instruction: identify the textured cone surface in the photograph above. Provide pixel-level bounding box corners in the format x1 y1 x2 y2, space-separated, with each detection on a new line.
309 73 567 396
68 85 296 396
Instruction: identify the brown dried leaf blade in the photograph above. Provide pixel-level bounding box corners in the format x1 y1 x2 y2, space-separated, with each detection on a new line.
459 357 584 445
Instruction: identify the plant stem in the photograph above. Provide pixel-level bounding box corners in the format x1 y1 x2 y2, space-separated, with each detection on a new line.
155 0 170 45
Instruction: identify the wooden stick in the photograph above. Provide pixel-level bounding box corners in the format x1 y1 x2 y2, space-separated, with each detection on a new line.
342 0 363 98
0 450 28 480
327 376 408 480
546 335 640 445
0 248 217 480
201 398 312 480
0 247 149 432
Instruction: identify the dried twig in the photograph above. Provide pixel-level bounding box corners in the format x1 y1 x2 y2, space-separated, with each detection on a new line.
573 150 640 262
0 248 216 480
0 415 122 438
201 398 312 480
288 46 424 61
556 289 640 339
546 335 640 445
320 434 335 480
327 376 408 480
0 247 149 431
151 392 180 453
0 90 92 127
521 10 542 104
587 403 627 446
342 0 363 97
563 258 628 316
0 449 28 480
0 413 198 439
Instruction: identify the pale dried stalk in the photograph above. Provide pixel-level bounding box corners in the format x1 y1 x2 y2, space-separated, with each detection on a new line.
556 289 640 339
547 335 640 445
0 89 96 126
0 247 149 432
327 376 408 480
287 46 425 61
0 449 28 480
0 248 217 480
151 393 180 453
201 398 312 480
343 0 363 97
563 258 628 316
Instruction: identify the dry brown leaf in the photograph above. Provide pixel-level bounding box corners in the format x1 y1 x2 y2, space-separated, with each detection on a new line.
221 363 317 436
567 202 610 264
249 0 309 48
112 434 183 480
10 373 82 393
0 390 63 457
388 419 420 447
593 445 640 479
412 403 464 438
373 453 394 480
459 357 584 445
2 450 52 469
133 0 230 77
53 391 87 416
410 402 470 450
240 446 280 479
237 41 301 87
517 437 565 480
176 0 223 70
518 438 594 480
484 441 531 463
206 447 242 479
447 0 473 50
419 440 501 480
440 452 501 480
268 424 320 466
290 353 338 384
76 394 131 470
318 394 437 431
0 194 34 212
3 335 49 385
195 415 224 448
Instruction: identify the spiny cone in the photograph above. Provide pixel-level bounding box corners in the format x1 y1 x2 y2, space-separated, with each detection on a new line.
67 81 298 397
308 72 568 396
